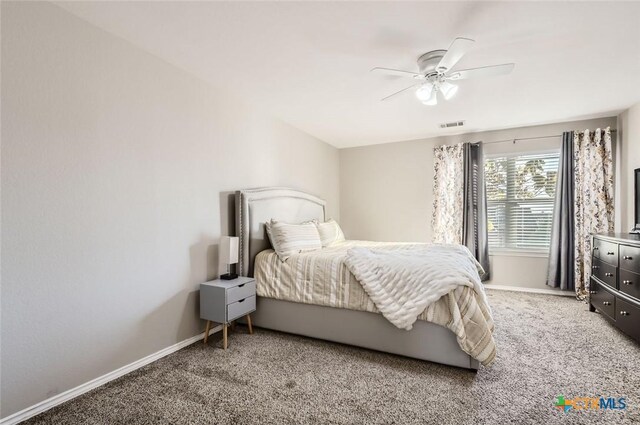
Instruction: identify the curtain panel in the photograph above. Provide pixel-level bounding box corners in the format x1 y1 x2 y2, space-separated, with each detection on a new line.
574 127 614 299
462 142 490 280
546 132 575 290
432 144 464 244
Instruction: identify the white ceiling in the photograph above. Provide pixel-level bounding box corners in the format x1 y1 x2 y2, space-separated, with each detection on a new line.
56 1 640 148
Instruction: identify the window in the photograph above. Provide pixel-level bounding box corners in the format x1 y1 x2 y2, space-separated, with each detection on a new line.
485 151 559 252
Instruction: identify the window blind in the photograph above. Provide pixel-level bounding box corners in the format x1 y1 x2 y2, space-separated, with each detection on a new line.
485 151 559 251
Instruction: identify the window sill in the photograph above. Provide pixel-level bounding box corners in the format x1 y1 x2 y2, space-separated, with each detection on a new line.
489 250 550 258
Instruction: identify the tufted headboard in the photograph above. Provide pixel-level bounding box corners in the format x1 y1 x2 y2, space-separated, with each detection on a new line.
235 187 326 277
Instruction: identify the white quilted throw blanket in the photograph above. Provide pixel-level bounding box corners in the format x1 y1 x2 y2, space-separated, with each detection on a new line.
344 244 487 331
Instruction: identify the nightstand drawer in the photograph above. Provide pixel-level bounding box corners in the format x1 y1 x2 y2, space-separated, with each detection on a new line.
227 281 256 305
227 295 256 321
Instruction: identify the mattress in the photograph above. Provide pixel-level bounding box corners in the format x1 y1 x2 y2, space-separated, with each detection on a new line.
254 240 496 365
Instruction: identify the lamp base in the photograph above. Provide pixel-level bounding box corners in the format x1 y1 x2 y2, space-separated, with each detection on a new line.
220 273 238 280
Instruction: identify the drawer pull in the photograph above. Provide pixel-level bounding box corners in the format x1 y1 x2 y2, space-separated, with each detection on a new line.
594 247 599 251
592 265 600 270
603 301 612 306
623 255 633 260
623 280 633 285
238 298 245 303
238 284 245 288
620 311 630 316
607 251 615 255
605 273 614 277
589 290 597 294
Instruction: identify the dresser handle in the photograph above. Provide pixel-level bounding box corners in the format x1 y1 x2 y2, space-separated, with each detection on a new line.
620 311 629 316
238 284 245 288
589 290 597 294
623 280 633 285
594 247 599 251
607 251 615 255
603 301 611 306
605 273 614 277
623 255 633 260
592 265 600 270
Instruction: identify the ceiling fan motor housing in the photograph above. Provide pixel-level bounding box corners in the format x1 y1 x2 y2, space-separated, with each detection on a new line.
417 50 447 74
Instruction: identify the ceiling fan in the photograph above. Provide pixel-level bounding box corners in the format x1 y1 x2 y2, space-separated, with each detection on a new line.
371 37 514 105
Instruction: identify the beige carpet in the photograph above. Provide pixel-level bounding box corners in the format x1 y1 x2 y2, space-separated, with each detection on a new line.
24 290 640 424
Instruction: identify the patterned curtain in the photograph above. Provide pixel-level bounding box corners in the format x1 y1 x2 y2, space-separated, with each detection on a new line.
432 144 464 244
574 127 614 299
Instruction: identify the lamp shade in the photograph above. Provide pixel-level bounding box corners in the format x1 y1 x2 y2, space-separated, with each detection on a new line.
439 81 458 100
421 89 438 106
219 236 239 265
415 83 433 102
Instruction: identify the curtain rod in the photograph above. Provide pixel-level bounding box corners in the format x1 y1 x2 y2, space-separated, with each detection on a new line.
484 129 617 145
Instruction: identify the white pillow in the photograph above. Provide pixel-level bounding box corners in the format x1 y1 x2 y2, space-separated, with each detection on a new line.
265 219 322 261
315 219 346 247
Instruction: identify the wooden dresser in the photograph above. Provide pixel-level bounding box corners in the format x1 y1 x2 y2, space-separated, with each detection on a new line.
590 233 640 343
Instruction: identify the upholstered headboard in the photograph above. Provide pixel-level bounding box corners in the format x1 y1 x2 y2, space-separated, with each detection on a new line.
235 187 326 277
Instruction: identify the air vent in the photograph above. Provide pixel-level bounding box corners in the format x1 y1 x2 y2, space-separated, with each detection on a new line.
439 120 465 129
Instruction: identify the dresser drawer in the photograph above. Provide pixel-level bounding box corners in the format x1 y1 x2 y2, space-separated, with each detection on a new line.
593 238 618 266
590 279 615 320
227 295 256 321
591 258 617 289
227 281 256 305
619 244 640 272
619 269 640 301
616 298 640 341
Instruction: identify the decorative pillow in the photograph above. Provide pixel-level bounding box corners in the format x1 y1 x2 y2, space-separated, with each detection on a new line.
265 219 322 261
315 219 346 247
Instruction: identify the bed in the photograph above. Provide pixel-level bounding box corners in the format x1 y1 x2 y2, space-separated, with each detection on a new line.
235 187 494 370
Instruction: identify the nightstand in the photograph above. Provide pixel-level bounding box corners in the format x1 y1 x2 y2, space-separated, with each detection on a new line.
200 276 256 349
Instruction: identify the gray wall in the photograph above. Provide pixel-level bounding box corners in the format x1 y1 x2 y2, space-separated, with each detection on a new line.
340 116 618 290
0 2 339 418
618 102 640 231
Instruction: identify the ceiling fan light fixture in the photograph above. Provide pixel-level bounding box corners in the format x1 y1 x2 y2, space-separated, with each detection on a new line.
440 81 458 100
415 83 434 102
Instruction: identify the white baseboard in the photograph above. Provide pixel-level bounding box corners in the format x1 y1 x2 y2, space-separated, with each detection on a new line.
0 325 222 425
485 284 575 297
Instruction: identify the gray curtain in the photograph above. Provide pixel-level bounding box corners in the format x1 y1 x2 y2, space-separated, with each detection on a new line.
462 142 490 281
546 132 575 290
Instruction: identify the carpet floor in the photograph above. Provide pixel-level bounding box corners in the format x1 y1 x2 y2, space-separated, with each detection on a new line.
25 290 640 424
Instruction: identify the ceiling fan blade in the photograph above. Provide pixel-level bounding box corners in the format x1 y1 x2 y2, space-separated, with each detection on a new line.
370 67 421 79
436 37 475 72
381 84 420 101
447 63 515 80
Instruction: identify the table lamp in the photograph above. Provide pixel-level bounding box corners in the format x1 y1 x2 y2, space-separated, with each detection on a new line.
219 236 239 280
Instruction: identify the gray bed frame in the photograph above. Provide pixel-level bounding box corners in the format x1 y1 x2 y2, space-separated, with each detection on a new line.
235 187 479 370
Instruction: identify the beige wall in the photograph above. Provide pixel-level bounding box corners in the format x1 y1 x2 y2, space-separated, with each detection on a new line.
2 1 638 419
618 102 640 231
0 2 339 418
340 117 617 290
